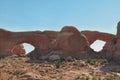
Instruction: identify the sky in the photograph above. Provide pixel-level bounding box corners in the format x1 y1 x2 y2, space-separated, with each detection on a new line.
0 0 120 53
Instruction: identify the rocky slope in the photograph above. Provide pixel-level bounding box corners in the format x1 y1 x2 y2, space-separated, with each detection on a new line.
0 56 120 80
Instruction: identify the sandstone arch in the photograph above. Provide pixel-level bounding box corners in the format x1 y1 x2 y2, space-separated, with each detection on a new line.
0 29 51 57
43 31 59 40
1 25 118 61
90 40 106 52
81 30 115 45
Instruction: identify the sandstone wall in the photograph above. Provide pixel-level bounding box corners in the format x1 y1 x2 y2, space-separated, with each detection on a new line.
81 31 115 45
1 22 120 63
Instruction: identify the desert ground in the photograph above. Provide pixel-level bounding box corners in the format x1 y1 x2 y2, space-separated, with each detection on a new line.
0 55 120 80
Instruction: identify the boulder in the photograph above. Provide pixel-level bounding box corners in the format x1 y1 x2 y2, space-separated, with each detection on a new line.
48 55 60 61
55 26 93 59
0 29 50 57
60 26 80 34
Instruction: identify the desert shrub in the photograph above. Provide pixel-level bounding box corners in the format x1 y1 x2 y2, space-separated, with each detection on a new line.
100 59 108 65
0 56 5 59
14 70 26 75
28 77 36 80
105 74 120 80
75 75 80 79
55 62 61 68
84 59 96 65
116 68 120 73
83 59 108 65
8 76 14 80
92 77 97 80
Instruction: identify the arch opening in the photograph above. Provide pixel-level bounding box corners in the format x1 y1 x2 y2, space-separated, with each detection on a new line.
12 43 35 55
90 40 106 52
23 43 35 54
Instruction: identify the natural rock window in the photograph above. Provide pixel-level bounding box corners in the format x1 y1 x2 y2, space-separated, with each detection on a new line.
23 43 35 54
90 40 106 52
12 43 35 55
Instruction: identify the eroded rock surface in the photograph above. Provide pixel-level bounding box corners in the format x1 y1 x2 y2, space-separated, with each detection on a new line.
81 31 115 45
102 22 120 64
12 44 26 55
0 29 50 57
55 26 93 59
12 30 115 56
1 22 120 64
0 26 95 60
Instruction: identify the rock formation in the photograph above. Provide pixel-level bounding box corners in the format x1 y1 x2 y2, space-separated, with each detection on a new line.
102 22 120 63
0 26 95 60
114 22 120 63
117 22 120 36
0 29 50 57
1 22 120 64
12 30 115 56
81 31 115 45
43 31 59 40
12 44 26 55
55 26 93 59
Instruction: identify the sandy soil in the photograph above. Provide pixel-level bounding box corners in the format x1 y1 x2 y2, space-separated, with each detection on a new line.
0 56 120 80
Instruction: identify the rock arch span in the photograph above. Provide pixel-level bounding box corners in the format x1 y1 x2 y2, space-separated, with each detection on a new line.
81 30 115 45
0 29 50 57
1 23 120 63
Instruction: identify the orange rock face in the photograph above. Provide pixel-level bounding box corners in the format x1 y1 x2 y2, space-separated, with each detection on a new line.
12 44 26 55
55 26 93 59
0 26 94 59
81 31 115 45
0 29 50 57
113 22 120 63
1 23 120 63
102 22 120 63
13 30 115 55
43 31 59 40
117 21 120 36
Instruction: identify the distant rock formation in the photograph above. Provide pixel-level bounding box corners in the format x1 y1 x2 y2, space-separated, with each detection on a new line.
1 22 120 64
